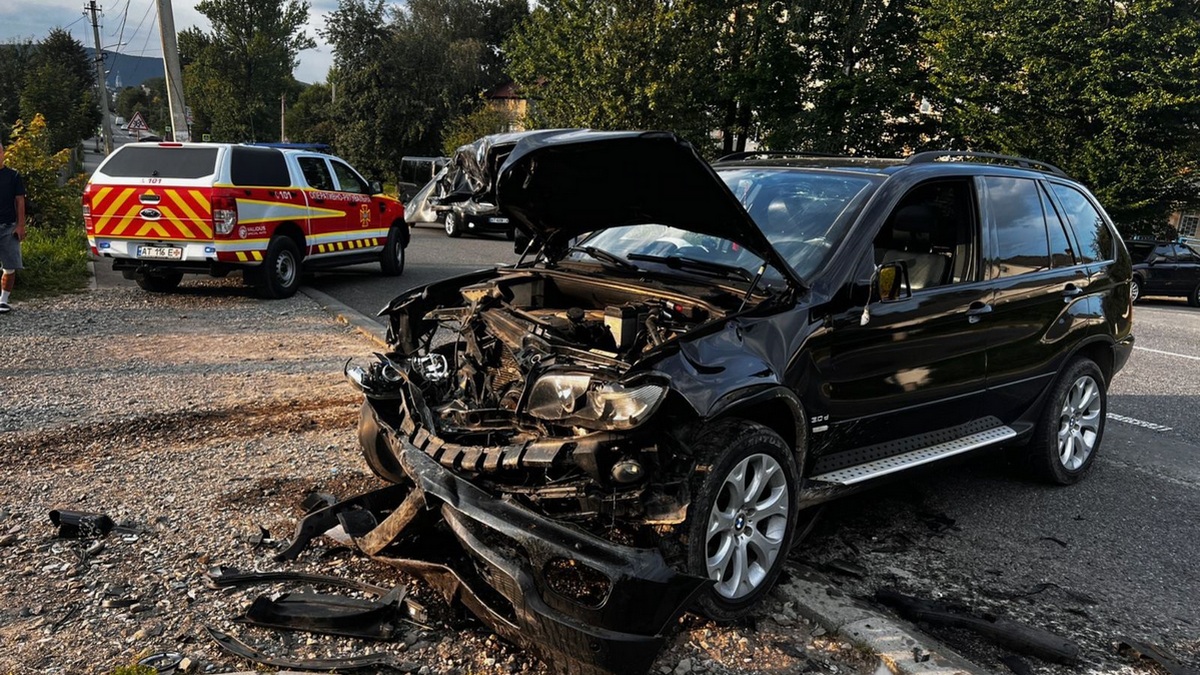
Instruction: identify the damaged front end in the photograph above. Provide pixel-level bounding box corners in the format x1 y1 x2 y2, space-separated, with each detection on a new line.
345 268 742 673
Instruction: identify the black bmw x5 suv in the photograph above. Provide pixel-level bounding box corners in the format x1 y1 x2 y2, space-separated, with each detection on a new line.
347 131 1134 675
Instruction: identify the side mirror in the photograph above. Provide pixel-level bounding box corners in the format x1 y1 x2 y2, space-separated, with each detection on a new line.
877 260 911 302
369 180 383 195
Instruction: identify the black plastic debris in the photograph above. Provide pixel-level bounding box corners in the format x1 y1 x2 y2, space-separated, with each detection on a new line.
876 588 1080 664
1000 654 1034 675
49 510 114 539
238 586 407 641
205 626 413 672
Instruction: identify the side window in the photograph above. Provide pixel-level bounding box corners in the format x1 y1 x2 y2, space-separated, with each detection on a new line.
331 160 366 193
1039 184 1076 268
299 157 333 191
230 147 290 187
984 176 1049 277
1181 245 1200 262
874 179 978 290
1154 244 1178 262
1049 184 1114 263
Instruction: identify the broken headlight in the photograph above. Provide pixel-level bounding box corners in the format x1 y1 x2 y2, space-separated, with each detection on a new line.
526 373 666 430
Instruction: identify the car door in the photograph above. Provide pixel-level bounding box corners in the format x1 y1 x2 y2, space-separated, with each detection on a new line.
297 154 353 257
983 176 1094 424
330 158 379 231
815 178 994 451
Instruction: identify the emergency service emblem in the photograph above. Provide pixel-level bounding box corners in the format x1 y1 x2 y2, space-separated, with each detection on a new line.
359 204 371 227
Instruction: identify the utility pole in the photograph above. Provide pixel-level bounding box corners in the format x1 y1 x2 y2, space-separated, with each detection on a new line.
156 0 189 141
86 0 115 155
280 94 286 142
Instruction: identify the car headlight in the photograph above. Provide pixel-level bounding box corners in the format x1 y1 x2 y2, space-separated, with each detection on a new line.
526 374 666 430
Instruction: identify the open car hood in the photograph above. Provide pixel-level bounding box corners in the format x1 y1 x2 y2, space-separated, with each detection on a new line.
488 130 803 287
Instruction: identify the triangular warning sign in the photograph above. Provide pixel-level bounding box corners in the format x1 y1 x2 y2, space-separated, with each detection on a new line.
127 111 149 132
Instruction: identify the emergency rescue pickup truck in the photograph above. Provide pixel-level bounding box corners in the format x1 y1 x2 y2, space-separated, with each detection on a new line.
84 143 408 298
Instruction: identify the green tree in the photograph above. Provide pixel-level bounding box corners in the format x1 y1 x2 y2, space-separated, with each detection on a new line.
180 0 316 141
0 40 36 138
442 99 517 154
19 29 100 153
921 0 1200 232
286 82 336 144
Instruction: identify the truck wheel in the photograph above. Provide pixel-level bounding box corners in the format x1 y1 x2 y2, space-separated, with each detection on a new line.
444 212 462 238
685 419 798 621
136 271 183 293
1026 357 1106 485
258 236 301 299
380 225 406 276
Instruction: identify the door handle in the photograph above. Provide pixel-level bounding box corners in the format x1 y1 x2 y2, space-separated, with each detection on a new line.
966 301 992 324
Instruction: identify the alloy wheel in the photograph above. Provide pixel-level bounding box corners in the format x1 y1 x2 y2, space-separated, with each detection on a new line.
704 453 790 600
1057 375 1102 471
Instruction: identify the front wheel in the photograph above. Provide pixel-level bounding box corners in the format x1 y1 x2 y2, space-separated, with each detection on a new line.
1189 282 1200 308
380 225 406 276
1026 358 1106 485
258 236 302 299
1130 277 1142 304
685 419 798 621
444 211 462 238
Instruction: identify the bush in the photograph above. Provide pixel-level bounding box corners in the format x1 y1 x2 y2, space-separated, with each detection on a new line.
6 113 90 296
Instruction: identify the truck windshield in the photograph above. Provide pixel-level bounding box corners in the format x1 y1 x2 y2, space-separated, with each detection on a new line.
101 147 219 179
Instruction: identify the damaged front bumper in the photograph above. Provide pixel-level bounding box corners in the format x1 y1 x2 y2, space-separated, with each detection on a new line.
311 399 706 675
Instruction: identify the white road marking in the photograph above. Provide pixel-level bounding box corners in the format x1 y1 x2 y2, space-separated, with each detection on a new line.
1134 346 1200 361
1106 412 1173 433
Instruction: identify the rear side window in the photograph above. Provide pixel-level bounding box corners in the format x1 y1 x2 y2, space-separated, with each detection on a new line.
1039 185 1076 267
230 147 291 187
101 146 218 179
984 176 1049 277
1050 184 1114 263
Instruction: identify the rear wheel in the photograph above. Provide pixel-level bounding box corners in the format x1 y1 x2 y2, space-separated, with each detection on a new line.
1027 358 1106 485
135 270 183 293
444 211 462 238
1189 282 1200 308
685 419 798 621
380 225 406 276
258 236 302 299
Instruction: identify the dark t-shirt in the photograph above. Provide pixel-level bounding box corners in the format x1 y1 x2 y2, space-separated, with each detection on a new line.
0 166 26 224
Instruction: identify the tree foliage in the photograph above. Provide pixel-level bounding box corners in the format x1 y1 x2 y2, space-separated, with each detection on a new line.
181 0 316 141
286 82 336 145
18 29 100 154
322 0 527 179
5 114 86 231
921 0 1200 231
442 99 518 154
0 40 36 139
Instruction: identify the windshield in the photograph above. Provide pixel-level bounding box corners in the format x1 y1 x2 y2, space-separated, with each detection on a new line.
570 225 778 286
718 167 877 279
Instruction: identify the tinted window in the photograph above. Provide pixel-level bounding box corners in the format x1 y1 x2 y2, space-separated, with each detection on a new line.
1050 184 1113 263
1127 242 1154 262
1154 244 1178 262
985 176 1049 277
1039 185 1076 267
101 146 218 179
230 147 290 187
299 157 334 191
1180 244 1200 262
331 160 366 193
874 179 978 289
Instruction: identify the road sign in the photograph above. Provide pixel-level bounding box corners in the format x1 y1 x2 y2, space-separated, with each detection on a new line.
127 111 149 132
202 134 211 142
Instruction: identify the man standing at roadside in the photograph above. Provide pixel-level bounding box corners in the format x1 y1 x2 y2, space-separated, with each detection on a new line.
0 140 27 314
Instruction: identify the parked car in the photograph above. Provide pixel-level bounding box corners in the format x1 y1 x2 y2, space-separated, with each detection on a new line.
1125 239 1200 306
398 155 449 205
347 131 1134 675
84 142 407 297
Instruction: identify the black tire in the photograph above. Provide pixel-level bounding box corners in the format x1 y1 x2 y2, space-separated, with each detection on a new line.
380 225 406 276
359 400 408 483
135 270 183 293
685 419 799 621
444 211 462 238
1130 277 1142 304
1189 282 1200 308
505 228 515 241
258 236 302 299
1027 358 1106 485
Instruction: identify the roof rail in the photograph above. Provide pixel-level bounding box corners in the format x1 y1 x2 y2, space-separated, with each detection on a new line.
905 151 1067 177
716 150 842 162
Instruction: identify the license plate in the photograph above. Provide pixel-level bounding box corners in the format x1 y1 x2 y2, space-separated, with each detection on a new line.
137 245 183 260
488 217 510 224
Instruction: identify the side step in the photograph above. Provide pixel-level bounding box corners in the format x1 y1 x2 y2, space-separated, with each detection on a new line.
810 425 1017 485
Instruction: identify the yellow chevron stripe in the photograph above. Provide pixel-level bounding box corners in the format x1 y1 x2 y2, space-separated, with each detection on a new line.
236 252 248 261
188 190 211 215
337 242 344 251
164 193 205 237
252 251 263 261
134 221 171 237
102 188 139 234
152 204 195 239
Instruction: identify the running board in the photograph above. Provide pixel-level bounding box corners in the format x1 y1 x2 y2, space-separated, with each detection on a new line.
810 425 1017 485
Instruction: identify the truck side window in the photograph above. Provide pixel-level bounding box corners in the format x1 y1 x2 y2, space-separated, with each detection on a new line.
299 157 334 191
331 160 366 194
1049 183 1114 263
984 176 1050 277
874 179 977 290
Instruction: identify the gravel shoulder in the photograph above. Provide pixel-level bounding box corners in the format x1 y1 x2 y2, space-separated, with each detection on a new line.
0 284 875 675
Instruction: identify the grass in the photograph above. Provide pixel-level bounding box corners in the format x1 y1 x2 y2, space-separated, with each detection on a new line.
12 225 91 298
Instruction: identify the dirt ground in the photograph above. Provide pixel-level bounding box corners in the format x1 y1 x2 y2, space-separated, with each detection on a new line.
0 284 875 675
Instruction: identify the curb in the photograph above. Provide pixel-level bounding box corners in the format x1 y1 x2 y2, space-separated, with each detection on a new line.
300 286 388 349
776 564 990 675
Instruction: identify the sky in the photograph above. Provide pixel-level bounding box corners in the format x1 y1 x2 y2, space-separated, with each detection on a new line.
0 0 352 84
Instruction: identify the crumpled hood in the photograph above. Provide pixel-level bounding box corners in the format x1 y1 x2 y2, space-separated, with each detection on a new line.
450 129 800 286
